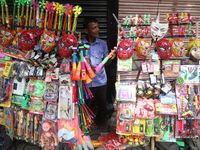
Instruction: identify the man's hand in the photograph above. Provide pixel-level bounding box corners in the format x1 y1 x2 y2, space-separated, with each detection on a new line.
108 47 117 59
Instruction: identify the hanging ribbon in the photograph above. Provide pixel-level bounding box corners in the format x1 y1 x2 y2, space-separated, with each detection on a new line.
72 5 82 31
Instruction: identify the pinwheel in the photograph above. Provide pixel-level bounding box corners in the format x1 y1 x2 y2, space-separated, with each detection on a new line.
72 5 82 31
63 4 73 31
30 0 38 26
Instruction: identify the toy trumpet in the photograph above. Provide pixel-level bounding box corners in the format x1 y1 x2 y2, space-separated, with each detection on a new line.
79 46 86 81
95 50 116 72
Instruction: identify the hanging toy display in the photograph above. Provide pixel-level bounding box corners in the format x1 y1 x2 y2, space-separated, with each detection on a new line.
37 29 58 53
136 38 151 59
58 33 78 58
156 38 172 60
150 13 169 42
170 38 186 58
185 37 200 62
116 39 134 60
0 27 15 48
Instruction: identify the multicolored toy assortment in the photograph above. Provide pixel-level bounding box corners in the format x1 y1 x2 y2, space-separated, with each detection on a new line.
116 12 200 149
0 0 118 149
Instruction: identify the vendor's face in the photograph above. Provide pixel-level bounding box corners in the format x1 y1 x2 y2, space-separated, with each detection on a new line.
85 22 99 38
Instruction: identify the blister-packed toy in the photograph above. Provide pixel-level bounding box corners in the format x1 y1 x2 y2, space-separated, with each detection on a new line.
115 82 137 102
43 82 59 104
27 79 46 97
175 83 200 119
175 119 198 138
156 115 176 142
117 102 135 121
132 118 146 135
135 98 155 119
29 96 45 115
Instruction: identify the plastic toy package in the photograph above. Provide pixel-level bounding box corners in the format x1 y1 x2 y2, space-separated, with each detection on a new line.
98 132 124 150
155 91 177 115
156 115 176 142
116 118 133 135
175 119 198 138
163 60 181 77
117 102 136 121
175 83 200 119
135 98 155 119
115 82 137 102
117 57 133 71
43 82 59 104
27 79 46 97
44 103 58 121
146 116 161 137
132 118 146 135
58 86 74 120
29 96 46 115
179 65 199 84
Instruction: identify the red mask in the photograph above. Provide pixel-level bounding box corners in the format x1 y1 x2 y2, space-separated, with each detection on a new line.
0 27 15 47
18 29 42 51
39 29 58 53
58 33 78 58
156 38 172 60
136 38 151 59
116 39 134 60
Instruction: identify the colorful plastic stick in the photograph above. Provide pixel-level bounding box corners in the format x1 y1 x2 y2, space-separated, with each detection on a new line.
79 47 86 81
2 0 9 24
72 5 82 31
53 2 59 30
84 57 96 79
1 0 5 24
45 2 54 28
67 4 73 31
20 0 25 26
13 0 17 27
30 0 38 26
25 0 31 26
57 4 64 36
38 0 45 27
63 4 72 30
95 50 115 72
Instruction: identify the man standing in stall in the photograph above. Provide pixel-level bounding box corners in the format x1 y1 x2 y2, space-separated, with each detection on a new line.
81 17 116 126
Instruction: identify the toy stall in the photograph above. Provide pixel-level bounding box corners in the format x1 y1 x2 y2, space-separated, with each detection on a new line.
0 0 107 150
112 7 200 150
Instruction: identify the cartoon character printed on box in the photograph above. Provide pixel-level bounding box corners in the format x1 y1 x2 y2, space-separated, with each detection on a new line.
58 120 78 143
40 121 58 150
